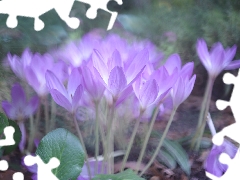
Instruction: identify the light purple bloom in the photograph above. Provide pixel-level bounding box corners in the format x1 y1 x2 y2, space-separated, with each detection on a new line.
45 68 83 113
205 140 238 177
92 49 147 103
1 83 39 151
196 38 240 78
7 48 32 80
133 66 176 111
167 55 196 108
81 62 105 102
2 83 39 120
25 53 64 96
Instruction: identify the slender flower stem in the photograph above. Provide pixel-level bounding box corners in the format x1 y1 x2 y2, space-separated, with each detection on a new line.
49 98 56 131
106 100 116 174
72 113 92 179
206 112 216 136
43 96 50 134
27 115 35 152
135 105 159 173
94 101 99 175
139 107 177 176
191 76 214 150
121 109 145 172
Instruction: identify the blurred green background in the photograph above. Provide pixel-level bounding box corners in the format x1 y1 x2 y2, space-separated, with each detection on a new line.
1 0 240 65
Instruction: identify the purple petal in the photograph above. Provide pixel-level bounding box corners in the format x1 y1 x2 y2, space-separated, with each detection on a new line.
171 77 185 108
24 96 39 117
164 54 181 74
49 89 72 112
116 85 133 107
108 66 127 97
72 85 83 112
139 79 159 108
67 68 82 97
180 62 194 79
1 101 15 119
224 60 240 70
205 140 237 177
81 65 105 101
224 45 237 65
45 70 68 98
92 50 109 83
107 50 122 70
125 49 148 83
196 39 211 70
184 75 196 100
11 83 26 108
25 67 42 95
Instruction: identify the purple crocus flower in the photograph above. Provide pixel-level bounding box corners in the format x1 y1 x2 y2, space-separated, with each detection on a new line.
2 83 39 120
7 48 32 80
80 61 105 102
45 68 83 113
133 66 176 111
1 83 39 151
24 53 56 96
205 140 238 177
196 38 240 78
168 55 196 109
92 49 147 104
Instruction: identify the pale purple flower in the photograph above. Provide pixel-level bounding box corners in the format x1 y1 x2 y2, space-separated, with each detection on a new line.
81 62 105 102
205 140 238 177
1 83 39 152
54 32 101 67
167 55 196 108
77 160 107 180
92 49 147 103
45 68 83 113
7 48 32 80
24 53 55 96
2 83 39 120
133 66 176 110
196 39 240 78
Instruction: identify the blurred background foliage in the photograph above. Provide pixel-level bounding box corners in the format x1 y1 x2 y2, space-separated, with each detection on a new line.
0 0 240 64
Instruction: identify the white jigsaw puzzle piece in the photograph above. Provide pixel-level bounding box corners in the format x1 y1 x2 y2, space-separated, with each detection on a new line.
24 155 60 180
206 149 240 180
206 69 240 179
0 126 15 147
0 0 123 31
0 0 80 31
0 126 24 180
77 0 123 30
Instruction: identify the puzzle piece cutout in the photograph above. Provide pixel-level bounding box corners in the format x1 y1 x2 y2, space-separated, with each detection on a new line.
206 150 240 180
0 0 123 31
0 126 15 146
206 69 240 179
78 0 123 30
0 126 24 180
24 155 60 180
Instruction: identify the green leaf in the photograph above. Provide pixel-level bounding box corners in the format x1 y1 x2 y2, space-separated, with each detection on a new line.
93 169 145 180
36 128 85 180
2 120 22 155
0 112 9 134
157 149 177 169
162 139 191 175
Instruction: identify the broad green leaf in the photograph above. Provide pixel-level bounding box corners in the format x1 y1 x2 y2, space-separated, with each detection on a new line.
157 149 177 169
36 128 85 180
2 120 22 155
162 139 191 175
92 169 145 180
0 112 9 134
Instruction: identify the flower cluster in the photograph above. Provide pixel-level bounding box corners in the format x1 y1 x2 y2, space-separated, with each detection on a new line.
4 30 196 179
